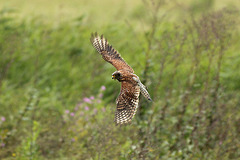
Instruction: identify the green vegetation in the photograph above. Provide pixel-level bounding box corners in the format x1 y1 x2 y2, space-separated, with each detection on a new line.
0 0 240 159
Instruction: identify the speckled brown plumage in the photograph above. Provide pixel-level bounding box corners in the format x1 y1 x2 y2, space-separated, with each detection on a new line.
90 32 152 125
90 32 134 73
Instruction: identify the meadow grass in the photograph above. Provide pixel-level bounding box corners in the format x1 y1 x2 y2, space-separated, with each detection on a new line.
0 0 240 159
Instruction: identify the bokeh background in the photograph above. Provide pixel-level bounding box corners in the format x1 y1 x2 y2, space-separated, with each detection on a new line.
0 0 240 159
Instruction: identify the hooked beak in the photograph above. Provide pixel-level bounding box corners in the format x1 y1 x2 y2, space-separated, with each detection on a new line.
112 75 115 79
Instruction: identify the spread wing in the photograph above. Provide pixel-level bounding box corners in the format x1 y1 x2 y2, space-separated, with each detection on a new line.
115 81 140 125
90 32 134 73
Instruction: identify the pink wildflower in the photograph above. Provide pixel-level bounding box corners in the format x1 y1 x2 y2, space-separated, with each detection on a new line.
65 110 70 114
101 86 106 91
1 117 6 122
83 97 91 103
85 106 89 111
99 93 103 98
90 96 95 100
70 112 75 117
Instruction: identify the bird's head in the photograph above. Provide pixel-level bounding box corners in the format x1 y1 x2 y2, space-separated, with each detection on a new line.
112 71 123 82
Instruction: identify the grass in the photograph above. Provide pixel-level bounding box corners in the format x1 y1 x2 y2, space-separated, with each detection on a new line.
0 0 240 159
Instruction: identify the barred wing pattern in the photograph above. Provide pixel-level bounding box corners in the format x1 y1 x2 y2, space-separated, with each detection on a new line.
90 33 134 73
90 33 152 125
115 81 140 125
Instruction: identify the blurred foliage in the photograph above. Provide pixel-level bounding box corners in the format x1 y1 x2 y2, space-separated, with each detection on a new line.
0 0 240 159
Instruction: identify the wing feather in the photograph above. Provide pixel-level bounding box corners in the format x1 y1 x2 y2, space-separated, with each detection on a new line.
90 32 134 73
115 81 140 125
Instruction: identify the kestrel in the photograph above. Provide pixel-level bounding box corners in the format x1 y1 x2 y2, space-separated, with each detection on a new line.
90 33 152 125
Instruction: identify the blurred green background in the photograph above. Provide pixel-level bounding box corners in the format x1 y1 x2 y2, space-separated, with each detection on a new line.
0 0 240 159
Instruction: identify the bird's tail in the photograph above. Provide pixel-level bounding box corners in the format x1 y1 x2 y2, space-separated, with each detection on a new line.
140 84 152 101
132 77 152 101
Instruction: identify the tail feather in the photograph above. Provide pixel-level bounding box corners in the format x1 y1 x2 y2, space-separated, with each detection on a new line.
133 77 152 102
140 86 152 101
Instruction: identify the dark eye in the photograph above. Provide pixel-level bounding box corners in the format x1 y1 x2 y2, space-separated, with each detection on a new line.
116 73 121 76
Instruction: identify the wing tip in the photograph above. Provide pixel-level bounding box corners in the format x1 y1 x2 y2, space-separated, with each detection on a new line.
114 119 132 126
90 32 99 42
114 108 137 125
90 32 109 53
90 32 134 73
